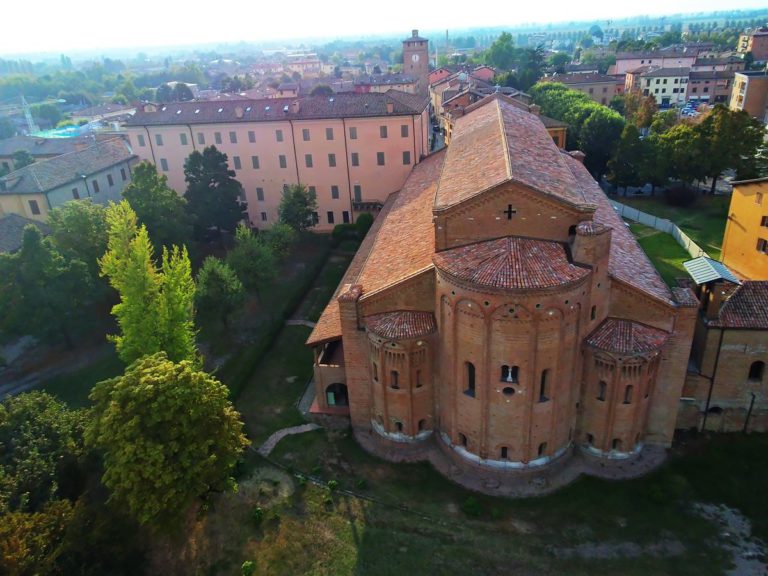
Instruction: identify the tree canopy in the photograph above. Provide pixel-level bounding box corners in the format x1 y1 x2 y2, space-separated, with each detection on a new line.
86 352 248 528
278 184 317 232
184 146 246 237
227 223 276 298
47 200 108 281
195 256 245 327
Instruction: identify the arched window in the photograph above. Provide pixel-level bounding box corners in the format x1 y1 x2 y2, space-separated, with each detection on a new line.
568 224 577 238
465 362 476 397
458 432 468 447
597 381 607 401
500 365 510 381
372 362 378 381
586 433 594 446
418 419 426 431
591 305 597 320
749 361 765 381
539 369 549 402
325 383 348 407
612 438 622 451
538 442 548 457
390 370 399 389
416 369 423 388
500 446 508 459
501 365 519 383
395 421 403 433
623 385 633 404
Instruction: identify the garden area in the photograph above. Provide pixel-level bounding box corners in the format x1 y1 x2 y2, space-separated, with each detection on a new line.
629 222 693 286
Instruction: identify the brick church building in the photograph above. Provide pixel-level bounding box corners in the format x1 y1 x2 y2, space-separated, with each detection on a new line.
307 93 699 480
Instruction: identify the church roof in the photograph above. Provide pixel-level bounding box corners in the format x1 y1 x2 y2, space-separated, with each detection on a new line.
709 281 768 329
587 318 670 355
434 95 591 212
365 311 437 340
433 237 589 291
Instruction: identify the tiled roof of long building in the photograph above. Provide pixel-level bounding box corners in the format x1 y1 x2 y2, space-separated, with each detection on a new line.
710 281 768 329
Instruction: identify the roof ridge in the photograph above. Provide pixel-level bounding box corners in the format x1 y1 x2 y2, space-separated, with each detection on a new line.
496 98 513 183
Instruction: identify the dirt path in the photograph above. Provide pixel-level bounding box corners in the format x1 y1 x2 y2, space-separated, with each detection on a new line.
694 503 767 576
257 423 322 456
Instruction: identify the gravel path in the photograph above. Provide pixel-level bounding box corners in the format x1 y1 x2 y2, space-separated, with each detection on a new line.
257 423 322 457
693 503 767 576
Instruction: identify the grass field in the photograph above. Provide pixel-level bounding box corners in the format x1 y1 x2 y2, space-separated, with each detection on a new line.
630 222 692 286
620 195 729 260
35 350 123 408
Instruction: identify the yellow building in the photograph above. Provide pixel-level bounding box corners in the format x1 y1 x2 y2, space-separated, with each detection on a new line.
722 177 768 280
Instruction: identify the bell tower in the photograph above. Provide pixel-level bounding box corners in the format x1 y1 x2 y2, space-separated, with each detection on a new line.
402 29 429 93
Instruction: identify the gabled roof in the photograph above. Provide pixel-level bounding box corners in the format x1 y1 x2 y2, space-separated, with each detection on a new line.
710 281 768 329
0 138 135 195
545 73 618 84
0 135 92 157
683 257 740 285
640 67 691 77
587 318 670 354
434 94 591 211
0 213 49 253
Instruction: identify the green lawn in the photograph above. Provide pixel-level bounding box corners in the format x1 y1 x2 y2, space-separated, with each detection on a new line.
620 195 729 260
630 223 691 286
294 254 353 322
35 350 123 408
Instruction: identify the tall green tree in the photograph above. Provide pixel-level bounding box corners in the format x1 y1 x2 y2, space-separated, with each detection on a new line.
486 32 516 70
608 124 645 191
99 201 197 364
0 227 92 347
262 221 297 260
123 161 193 252
578 107 625 178
227 223 276 299
278 184 317 232
660 124 707 190
47 200 108 281
195 257 245 327
184 146 246 237
86 352 248 529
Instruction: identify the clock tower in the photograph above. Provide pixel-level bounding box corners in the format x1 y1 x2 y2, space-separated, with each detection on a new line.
402 29 429 93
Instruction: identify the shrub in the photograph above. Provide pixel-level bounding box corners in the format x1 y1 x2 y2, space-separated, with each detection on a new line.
356 212 374 238
355 478 367 490
664 186 698 207
327 480 338 492
241 560 255 576
251 506 264 526
331 223 357 244
461 496 482 517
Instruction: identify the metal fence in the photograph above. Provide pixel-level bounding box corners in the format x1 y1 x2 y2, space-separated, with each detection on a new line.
610 200 709 259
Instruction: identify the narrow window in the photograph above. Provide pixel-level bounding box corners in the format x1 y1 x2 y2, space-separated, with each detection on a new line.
302 128 310 141
327 211 335 224
311 211 319 225
416 369 422 388
749 361 765 381
120 168 127 181
342 211 350 223
612 438 622 451
591 305 597 320
401 124 409 137
353 185 362 202
197 132 205 145
229 131 237 144
331 185 339 199
137 134 145 147
349 126 358 139
107 174 114 187
160 159 168 172
373 362 378 381
248 130 256 143
92 179 100 193
233 156 241 170
538 442 547 457
180 132 188 145
623 385 633 404
395 421 403 432
380 125 388 138
260 212 267 222
377 152 385 166
251 155 260 169
465 362 476 397
539 369 549 402
390 370 399 389
308 186 316 196
586 433 594 446
214 132 222 144
72 188 79 199
351 152 359 166
275 129 283 142
279 155 287 169
326 127 334 140
500 446 508 459
155 133 163 146
597 381 607 401
458 433 468 447
328 153 336 167
28 200 41 215
256 187 264 201
418 419 426 431
402 151 411 165
305 153 313 168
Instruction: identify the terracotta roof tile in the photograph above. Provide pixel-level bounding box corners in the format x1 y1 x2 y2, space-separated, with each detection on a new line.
565 154 674 304
587 318 670 354
306 150 446 346
435 95 589 211
365 311 437 340
433 237 589 290
710 281 768 329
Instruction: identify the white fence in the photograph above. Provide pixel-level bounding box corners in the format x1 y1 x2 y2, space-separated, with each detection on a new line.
610 200 709 259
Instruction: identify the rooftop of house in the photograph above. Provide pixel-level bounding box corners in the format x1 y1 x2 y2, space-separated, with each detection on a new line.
693 56 743 66
125 90 428 126
586 318 670 354
709 281 768 329
616 50 694 60
639 67 691 77
0 138 135 195
689 71 736 80
354 74 415 86
0 213 49 253
565 63 601 72
0 135 93 157
545 73 618 84
72 103 135 117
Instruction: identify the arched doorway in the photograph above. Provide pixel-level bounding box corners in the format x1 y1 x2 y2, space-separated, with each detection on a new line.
326 383 349 407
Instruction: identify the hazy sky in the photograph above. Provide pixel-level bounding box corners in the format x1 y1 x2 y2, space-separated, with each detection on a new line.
3 0 767 56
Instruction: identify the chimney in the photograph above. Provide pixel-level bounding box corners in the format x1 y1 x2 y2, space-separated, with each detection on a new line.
234 106 244 118
529 103 541 116
386 101 394 114
291 99 301 114
568 150 586 164
143 103 157 113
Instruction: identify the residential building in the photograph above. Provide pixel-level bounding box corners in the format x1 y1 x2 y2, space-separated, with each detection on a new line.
721 177 768 280
306 93 698 489
612 51 697 76
0 213 48 253
540 73 618 105
730 70 768 121
626 66 689 107
354 74 417 94
71 103 135 124
0 135 93 173
124 91 430 231
690 56 746 72
0 138 137 221
738 28 768 61
687 71 734 104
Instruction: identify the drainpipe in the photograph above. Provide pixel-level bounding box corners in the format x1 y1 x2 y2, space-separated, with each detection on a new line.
342 118 354 217
187 124 197 151
288 119 301 184
701 327 725 431
144 126 156 164
743 393 756 433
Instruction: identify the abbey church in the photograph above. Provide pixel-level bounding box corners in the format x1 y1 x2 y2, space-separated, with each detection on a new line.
307 92 702 481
